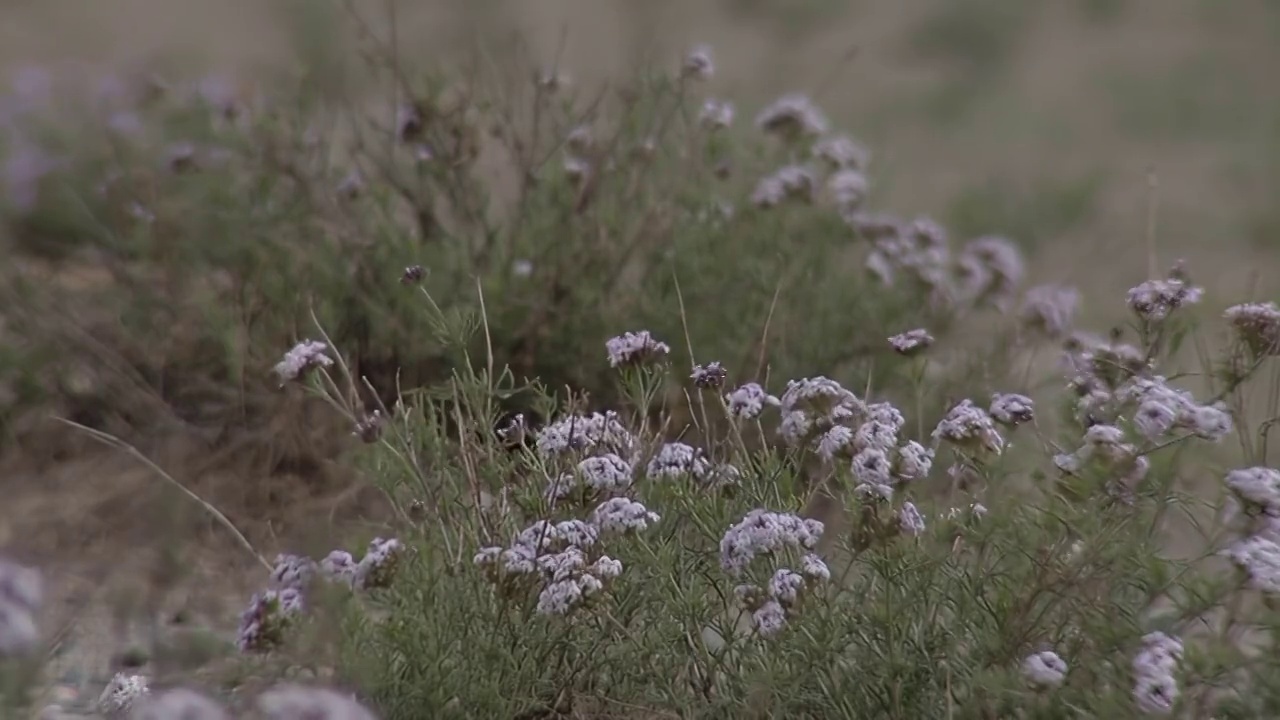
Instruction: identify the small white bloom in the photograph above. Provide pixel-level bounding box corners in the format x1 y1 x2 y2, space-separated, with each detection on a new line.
1021 650 1068 688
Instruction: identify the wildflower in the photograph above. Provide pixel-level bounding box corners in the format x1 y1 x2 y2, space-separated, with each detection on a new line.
269 554 317 591
590 497 661 535
319 550 358 587
352 409 385 444
535 567 608 616
894 441 934 482
401 264 427 284
725 383 780 420
131 689 229 720
1021 284 1080 337
956 236 1025 308
719 509 824 575
781 376 863 421
751 600 788 638
98 673 150 719
1225 467 1280 515
888 328 934 356
1021 650 1068 688
273 340 333 385
827 169 868 209
497 412 529 447
698 98 734 129
755 94 829 139
1225 301 1280 356
800 553 831 581
646 442 708 479
854 481 894 502
847 211 902 241
563 155 590 184
236 589 303 653
1182 402 1233 442
932 399 1004 457
256 684 378 720
682 44 715 80
1222 534 1280 593
1126 276 1203 323
606 330 671 368
816 425 854 460
517 519 599 552
989 393 1034 427
752 165 818 207
852 447 893 487
355 537 405 590
536 411 635 457
1131 632 1183 715
899 502 926 536
812 134 869 170
767 569 806 606
577 453 634 493
691 361 728 388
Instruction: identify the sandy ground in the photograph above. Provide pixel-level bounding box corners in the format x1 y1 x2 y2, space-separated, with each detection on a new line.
3 0 1280 714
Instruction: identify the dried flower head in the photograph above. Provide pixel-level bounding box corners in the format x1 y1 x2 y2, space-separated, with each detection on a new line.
691 361 728 388
273 340 333 385
606 330 671 368
256 684 378 720
888 328 934 356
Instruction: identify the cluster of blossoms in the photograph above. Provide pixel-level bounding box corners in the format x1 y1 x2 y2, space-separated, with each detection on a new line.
474 512 645 617
856 215 1027 314
236 538 406 653
0 556 42 655
1021 650 1068 689
1126 263 1203 324
125 683 377 720
1222 467 1280 594
1224 301 1280 357
1131 632 1184 715
98 672 150 718
605 329 671 368
719 509 831 638
272 339 334 385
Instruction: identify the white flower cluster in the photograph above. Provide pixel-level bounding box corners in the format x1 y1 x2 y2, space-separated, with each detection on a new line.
535 410 635 458
1126 277 1203 323
605 330 671 368
1020 284 1080 338
1225 301 1280 356
130 688 229 720
751 164 818 207
272 339 333 384
989 393 1034 427
646 442 741 488
724 382 780 420
1052 424 1150 488
1021 650 1068 688
719 509 824 576
1225 467 1280 514
888 328 934 356
1114 376 1234 443
239 539 406 653
1223 533 1280 594
547 452 635 501
725 514 832 639
863 219 1026 313
932 398 1005 458
698 98 734 130
0 557 42 655
812 134 869 171
755 93 829 138
1131 631 1183 715
474 498 660 617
